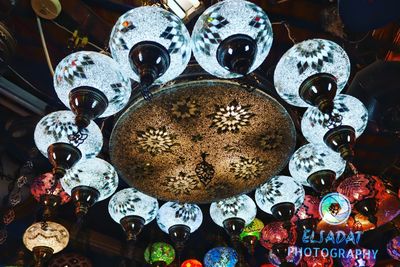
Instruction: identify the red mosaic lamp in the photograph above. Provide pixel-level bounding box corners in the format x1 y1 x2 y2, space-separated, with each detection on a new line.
31 172 70 219
337 174 385 225
291 195 321 231
181 259 203 267
346 214 375 232
261 221 297 265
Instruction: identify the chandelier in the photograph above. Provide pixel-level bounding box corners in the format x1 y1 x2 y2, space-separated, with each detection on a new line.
20 0 395 266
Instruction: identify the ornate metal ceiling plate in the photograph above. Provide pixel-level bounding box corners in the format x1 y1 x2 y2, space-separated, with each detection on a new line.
110 80 296 203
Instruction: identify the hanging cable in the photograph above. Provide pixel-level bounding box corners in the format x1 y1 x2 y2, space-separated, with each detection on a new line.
272 21 297 44
36 16 54 76
51 20 105 52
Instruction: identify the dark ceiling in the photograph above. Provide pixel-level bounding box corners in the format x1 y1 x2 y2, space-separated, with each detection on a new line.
0 0 400 266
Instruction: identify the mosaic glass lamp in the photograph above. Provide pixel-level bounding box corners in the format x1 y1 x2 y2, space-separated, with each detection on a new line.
274 39 350 112
203 247 238 267
109 6 191 99
210 194 257 241
34 111 103 179
144 242 175 267
291 195 321 231
191 0 273 78
181 259 203 267
268 246 302 267
239 218 264 255
23 221 69 267
289 143 346 194
31 172 70 219
157 202 203 255
54 51 131 128
340 248 376 267
260 222 297 251
255 175 305 221
337 174 386 225
387 235 400 261
108 188 159 241
301 94 368 160
61 158 118 217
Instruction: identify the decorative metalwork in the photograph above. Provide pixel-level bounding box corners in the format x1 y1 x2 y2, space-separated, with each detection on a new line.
109 80 296 203
259 130 283 150
170 97 201 120
161 172 200 195
208 100 255 134
195 152 215 186
230 157 266 181
135 127 179 156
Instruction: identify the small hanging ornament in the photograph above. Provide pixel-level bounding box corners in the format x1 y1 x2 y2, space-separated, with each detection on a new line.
195 152 215 186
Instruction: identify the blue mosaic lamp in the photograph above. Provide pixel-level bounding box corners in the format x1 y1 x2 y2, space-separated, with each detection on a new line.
204 247 238 267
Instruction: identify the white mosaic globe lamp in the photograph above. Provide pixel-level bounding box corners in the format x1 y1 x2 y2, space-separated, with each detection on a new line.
108 188 159 241
157 202 203 258
61 158 118 217
255 175 305 221
54 51 132 128
109 6 191 99
289 143 346 194
301 94 369 160
274 39 350 114
210 194 257 242
34 110 103 179
192 0 273 78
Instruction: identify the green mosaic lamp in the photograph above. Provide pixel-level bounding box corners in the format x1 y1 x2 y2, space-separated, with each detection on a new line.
239 218 264 255
144 242 175 267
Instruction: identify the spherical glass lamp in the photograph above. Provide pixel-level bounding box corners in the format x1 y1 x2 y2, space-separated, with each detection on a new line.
31 172 70 219
23 221 69 267
34 110 103 179
289 143 346 194
301 94 368 160
210 194 257 241
61 158 118 217
144 242 175 267
346 214 375 232
240 218 264 255
260 221 297 251
157 202 203 255
54 51 131 128
337 174 385 225
203 247 238 267
274 39 350 112
181 259 203 267
255 175 305 221
192 0 273 78
291 195 321 231
268 246 302 267
387 236 400 261
109 6 191 99
108 188 159 241
340 248 376 267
